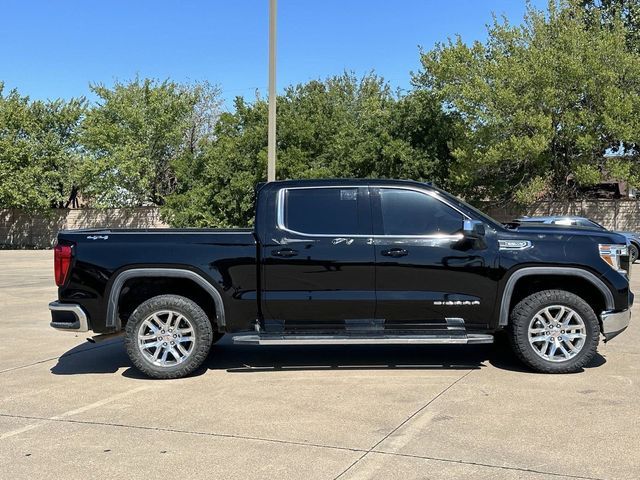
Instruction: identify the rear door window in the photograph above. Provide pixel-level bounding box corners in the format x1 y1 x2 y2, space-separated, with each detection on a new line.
283 187 366 235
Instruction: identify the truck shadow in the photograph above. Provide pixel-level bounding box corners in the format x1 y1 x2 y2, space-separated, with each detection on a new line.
50 334 606 378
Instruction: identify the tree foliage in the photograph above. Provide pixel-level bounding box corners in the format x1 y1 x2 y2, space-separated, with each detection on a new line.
2 0 640 218
0 83 85 210
163 73 455 227
581 0 640 52
415 0 640 203
80 78 220 207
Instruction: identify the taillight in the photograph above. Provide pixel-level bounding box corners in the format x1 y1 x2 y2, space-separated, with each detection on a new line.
54 243 73 286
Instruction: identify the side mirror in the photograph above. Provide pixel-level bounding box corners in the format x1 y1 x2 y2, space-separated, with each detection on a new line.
463 219 485 238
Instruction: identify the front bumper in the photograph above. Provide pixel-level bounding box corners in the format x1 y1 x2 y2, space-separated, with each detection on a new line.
601 308 631 341
49 301 89 332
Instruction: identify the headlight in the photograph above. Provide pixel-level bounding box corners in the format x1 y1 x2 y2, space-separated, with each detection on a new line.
599 244 629 275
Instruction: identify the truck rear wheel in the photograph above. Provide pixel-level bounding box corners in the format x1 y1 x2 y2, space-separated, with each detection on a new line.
508 289 600 374
124 294 214 379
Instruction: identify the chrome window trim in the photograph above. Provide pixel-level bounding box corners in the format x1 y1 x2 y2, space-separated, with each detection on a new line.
276 185 368 238
374 185 470 220
276 184 470 239
370 234 464 241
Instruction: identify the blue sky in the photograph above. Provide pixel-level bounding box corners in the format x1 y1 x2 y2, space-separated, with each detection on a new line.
1 0 546 107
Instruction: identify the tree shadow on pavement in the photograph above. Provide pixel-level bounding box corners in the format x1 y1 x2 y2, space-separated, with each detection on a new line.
50 333 606 378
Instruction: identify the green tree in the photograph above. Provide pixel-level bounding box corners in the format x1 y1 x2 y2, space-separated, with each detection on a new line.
163 73 455 227
383 89 459 188
165 96 268 227
414 0 640 203
581 0 640 52
0 83 86 210
80 78 220 207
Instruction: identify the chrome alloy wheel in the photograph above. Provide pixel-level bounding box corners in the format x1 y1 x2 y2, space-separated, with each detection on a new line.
528 305 587 362
137 310 195 367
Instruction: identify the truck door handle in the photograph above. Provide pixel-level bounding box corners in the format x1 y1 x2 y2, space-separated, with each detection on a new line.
272 248 298 258
381 248 408 257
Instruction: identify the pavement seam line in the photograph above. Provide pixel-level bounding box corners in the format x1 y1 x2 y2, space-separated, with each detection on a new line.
0 386 153 440
371 450 608 480
0 339 120 375
332 369 474 480
0 411 611 480
0 412 365 453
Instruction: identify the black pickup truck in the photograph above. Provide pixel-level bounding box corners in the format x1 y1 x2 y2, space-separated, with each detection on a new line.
49 179 633 378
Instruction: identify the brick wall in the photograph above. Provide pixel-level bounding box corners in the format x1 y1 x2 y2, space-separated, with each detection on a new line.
3 200 640 248
484 200 640 231
0 208 168 248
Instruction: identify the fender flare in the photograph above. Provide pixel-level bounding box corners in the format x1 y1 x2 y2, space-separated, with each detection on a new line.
498 267 614 326
106 268 226 330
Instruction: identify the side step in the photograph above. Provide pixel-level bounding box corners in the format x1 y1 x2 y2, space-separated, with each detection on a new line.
233 333 494 346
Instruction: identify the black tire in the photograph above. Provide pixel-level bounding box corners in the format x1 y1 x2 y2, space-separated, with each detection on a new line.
124 294 214 379
508 289 600 374
630 243 638 264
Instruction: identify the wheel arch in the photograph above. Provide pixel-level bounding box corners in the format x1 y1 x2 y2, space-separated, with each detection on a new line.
106 268 226 331
498 267 614 326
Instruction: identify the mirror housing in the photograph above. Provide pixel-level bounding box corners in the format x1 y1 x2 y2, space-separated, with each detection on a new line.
463 219 485 239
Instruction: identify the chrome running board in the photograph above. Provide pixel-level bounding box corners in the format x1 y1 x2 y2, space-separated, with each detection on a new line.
233 333 494 346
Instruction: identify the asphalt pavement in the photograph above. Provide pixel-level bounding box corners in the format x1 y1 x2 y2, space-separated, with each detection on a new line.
0 250 638 479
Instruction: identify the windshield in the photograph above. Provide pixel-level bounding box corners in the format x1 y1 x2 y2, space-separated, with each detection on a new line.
582 219 606 230
428 185 504 230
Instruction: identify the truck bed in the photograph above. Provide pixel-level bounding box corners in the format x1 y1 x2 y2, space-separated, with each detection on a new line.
59 227 254 234
56 228 258 333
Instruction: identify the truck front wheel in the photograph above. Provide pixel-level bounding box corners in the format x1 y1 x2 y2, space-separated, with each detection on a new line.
124 294 214 379
508 290 600 374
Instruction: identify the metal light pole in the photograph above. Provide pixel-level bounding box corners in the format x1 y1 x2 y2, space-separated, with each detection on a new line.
267 0 277 182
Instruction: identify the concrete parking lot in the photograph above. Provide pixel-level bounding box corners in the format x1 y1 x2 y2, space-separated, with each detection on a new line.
0 250 638 480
